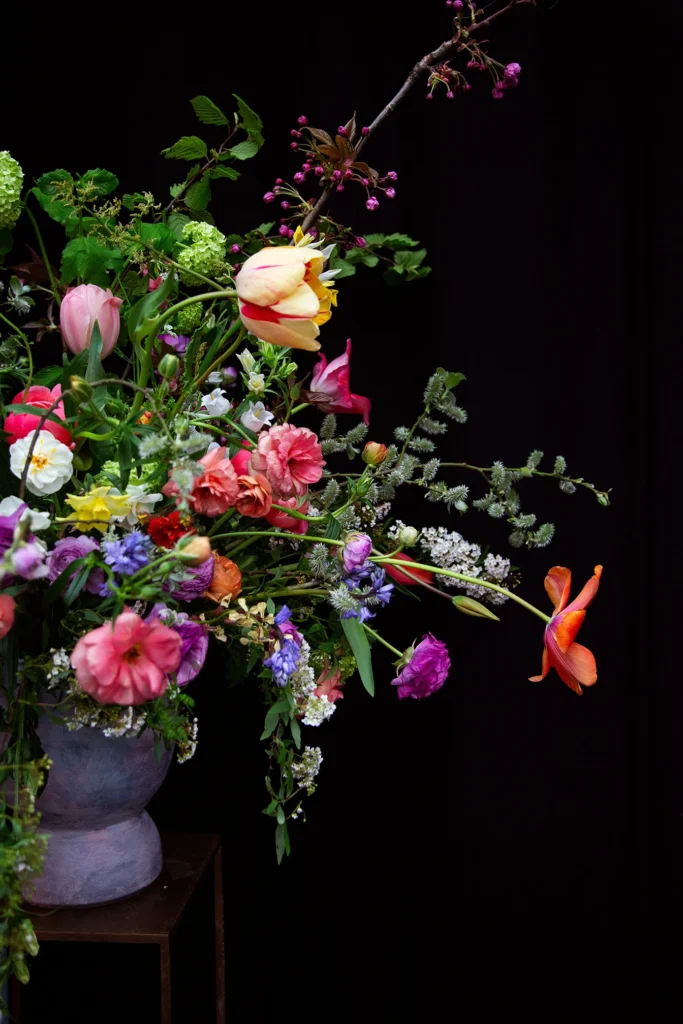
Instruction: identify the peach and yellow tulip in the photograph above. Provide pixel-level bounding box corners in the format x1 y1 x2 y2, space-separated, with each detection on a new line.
529 564 602 695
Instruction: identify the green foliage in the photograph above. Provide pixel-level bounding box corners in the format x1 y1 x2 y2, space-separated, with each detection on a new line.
137 221 176 255
234 94 264 149
78 168 119 197
161 136 208 161
211 165 240 181
190 95 229 126
229 140 259 161
185 173 211 211
60 237 123 287
340 617 374 696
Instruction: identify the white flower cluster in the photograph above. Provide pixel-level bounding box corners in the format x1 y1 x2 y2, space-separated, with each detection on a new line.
301 695 335 727
102 707 147 739
290 641 336 727
177 717 199 764
45 647 71 688
291 746 323 794
65 703 146 737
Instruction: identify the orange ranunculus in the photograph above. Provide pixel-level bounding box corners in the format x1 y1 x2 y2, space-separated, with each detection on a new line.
529 564 603 695
235 474 273 518
204 554 242 606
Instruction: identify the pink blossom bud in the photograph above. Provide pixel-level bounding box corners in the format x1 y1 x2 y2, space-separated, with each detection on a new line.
302 162 312 172
361 126 370 136
505 62 522 78
446 90 454 99
366 196 379 211
492 88 504 100
332 169 342 181
60 284 122 358
297 115 308 125
293 172 306 184
263 191 276 203
314 166 325 177
290 129 302 138
336 184 345 192
386 171 398 181
355 236 367 247
337 125 348 136
454 0 464 7
275 178 284 185
426 93 434 100
281 201 290 209
278 225 290 237
308 229 318 239
230 244 241 254
463 83 472 92
385 187 396 199
343 169 353 179
290 142 298 150
287 229 294 238
361 177 370 187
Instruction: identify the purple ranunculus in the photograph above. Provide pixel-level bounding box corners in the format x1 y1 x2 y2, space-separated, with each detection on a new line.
147 604 208 685
47 536 105 595
165 556 215 603
0 503 26 556
391 633 450 701
103 531 153 575
342 532 372 573
159 333 191 354
11 541 48 581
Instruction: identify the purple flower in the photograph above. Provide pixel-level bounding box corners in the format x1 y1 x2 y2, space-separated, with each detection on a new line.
385 187 396 199
391 634 450 701
223 366 238 387
11 542 48 581
103 532 153 575
264 639 301 687
165 556 215 603
264 191 276 203
342 532 372 573
159 333 191 354
274 605 292 625
368 567 393 606
272 605 303 646
505 62 522 79
0 503 25 557
366 197 379 211
293 172 306 184
47 536 105 595
148 605 208 685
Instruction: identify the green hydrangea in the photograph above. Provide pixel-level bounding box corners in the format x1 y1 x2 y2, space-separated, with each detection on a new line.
0 151 24 231
96 460 150 489
174 302 203 334
176 221 227 285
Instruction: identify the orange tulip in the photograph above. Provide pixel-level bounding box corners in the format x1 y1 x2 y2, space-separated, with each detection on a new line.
529 564 602 695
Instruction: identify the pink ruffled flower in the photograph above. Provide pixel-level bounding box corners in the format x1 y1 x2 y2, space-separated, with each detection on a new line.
3 385 73 449
303 339 371 425
249 423 325 499
70 609 182 706
0 594 16 640
163 447 239 518
392 634 450 700
230 446 253 476
264 496 309 535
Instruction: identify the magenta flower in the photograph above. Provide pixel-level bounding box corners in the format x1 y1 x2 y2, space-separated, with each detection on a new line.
303 339 371 425
47 536 105 595
342 532 372 573
11 542 48 581
147 605 208 685
392 634 450 700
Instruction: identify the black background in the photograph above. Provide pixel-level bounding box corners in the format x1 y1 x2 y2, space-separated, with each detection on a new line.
2 0 678 1017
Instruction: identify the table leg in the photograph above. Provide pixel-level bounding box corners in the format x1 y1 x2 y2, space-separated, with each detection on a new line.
160 939 172 1024
214 846 225 1024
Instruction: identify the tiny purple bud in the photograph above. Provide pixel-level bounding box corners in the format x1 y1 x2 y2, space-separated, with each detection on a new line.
275 178 285 185
492 88 504 100
331 169 342 181
287 229 294 239
426 92 434 100
366 196 379 211
454 0 464 7
361 177 370 187
336 184 345 192
278 224 290 237
463 83 472 92
302 162 312 171
386 171 398 181
385 187 396 199
293 172 306 184
308 229 318 239
223 366 238 385
263 191 276 203
355 236 367 248
290 129 302 138
280 201 290 209
505 62 522 78
446 90 454 99
343 169 353 179
337 125 348 136
361 126 370 136
314 165 325 177
230 243 241 254
290 142 298 150
297 115 308 125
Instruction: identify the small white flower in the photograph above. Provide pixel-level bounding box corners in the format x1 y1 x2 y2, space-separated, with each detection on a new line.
240 401 274 433
119 485 163 527
201 388 232 416
247 371 266 396
236 349 257 373
206 371 223 384
9 430 73 497
0 495 50 531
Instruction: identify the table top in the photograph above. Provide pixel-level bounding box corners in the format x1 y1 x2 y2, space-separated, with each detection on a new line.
26 832 221 944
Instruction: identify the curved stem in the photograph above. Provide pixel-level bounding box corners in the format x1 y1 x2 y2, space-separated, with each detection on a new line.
162 290 237 325
362 624 403 658
23 202 62 307
192 322 246 391
210 530 344 546
0 314 33 398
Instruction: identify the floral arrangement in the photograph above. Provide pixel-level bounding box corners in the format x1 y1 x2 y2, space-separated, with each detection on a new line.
0 0 608 992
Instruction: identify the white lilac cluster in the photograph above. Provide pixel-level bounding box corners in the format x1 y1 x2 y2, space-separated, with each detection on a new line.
389 521 512 606
66 702 146 737
177 717 199 764
102 707 147 739
289 641 335 727
45 647 71 688
291 746 323 794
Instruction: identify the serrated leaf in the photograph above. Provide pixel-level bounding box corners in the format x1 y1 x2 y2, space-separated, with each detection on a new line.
445 372 466 390
328 255 356 279
138 221 176 255
161 136 208 161
233 94 264 148
36 169 73 195
79 169 119 197
341 617 375 696
60 237 123 288
383 233 419 248
362 233 386 247
31 187 75 227
190 95 229 126
185 173 211 211
167 212 191 239
394 248 427 270
210 165 240 180
253 222 274 236
229 140 259 161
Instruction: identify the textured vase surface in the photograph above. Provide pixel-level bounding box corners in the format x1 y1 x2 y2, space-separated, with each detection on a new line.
27 712 172 907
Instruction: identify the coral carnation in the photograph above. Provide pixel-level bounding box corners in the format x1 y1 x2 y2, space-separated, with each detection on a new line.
249 423 325 499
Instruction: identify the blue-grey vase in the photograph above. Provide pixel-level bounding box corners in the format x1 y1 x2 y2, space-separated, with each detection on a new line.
27 712 173 907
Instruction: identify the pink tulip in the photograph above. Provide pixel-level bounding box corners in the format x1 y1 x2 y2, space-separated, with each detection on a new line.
303 339 371 424
70 608 182 705
60 284 122 358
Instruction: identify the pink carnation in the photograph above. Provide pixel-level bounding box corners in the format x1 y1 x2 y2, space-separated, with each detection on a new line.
163 447 239 518
249 423 325 499
70 609 182 706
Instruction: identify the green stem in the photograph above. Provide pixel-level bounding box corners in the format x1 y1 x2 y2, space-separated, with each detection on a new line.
162 290 237 324
440 462 610 503
24 202 62 307
372 556 551 623
287 402 310 419
211 530 344 547
208 508 237 537
260 588 329 600
192 322 246 391
0 313 33 398
362 624 403 658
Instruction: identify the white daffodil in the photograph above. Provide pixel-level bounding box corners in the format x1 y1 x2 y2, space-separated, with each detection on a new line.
247 371 266 396
119 485 163 527
240 401 275 433
9 430 73 497
201 388 232 416
0 495 51 531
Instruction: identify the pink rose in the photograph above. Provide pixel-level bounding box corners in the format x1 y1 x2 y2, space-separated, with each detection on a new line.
249 423 325 499
3 384 73 448
303 339 371 424
60 283 122 358
0 594 16 640
264 496 309 535
71 609 182 705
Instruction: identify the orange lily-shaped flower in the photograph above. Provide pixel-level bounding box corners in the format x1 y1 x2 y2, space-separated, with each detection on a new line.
529 564 603 695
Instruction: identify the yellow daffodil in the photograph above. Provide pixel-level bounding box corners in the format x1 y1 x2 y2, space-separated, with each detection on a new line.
58 486 132 534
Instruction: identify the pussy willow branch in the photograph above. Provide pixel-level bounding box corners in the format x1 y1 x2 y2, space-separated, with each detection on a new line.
301 0 535 232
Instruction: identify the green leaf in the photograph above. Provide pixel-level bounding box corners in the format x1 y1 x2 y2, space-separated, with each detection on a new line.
161 137 208 161
253 222 274 236
290 716 301 750
340 617 375 696
43 556 87 603
167 212 191 239
85 322 104 383
260 708 279 741
383 233 419 248
233 94 264 148
31 187 75 227
31 366 62 387
64 562 91 606
127 270 176 345
266 597 276 616
79 169 119 197
60 237 123 288
444 372 466 390
325 517 342 540
263 799 279 816
36 169 73 195
118 433 133 491
0 229 13 259
344 247 379 268
138 221 176 255
185 173 211 211
328 255 356 279
154 735 163 763
228 140 259 161
276 805 285 826
190 95 229 126
394 248 427 270
275 822 289 864
210 165 240 180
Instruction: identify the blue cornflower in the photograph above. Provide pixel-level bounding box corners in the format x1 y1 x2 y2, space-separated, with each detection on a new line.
264 639 301 687
103 532 153 575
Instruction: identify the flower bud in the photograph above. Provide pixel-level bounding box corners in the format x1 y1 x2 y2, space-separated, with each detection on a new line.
237 349 257 373
175 535 212 565
452 595 500 621
158 354 180 379
72 450 93 472
69 375 93 402
362 442 388 466
137 410 153 425
137 586 162 601
398 526 419 547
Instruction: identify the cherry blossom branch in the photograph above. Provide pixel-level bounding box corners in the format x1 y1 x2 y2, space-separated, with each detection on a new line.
302 0 535 233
